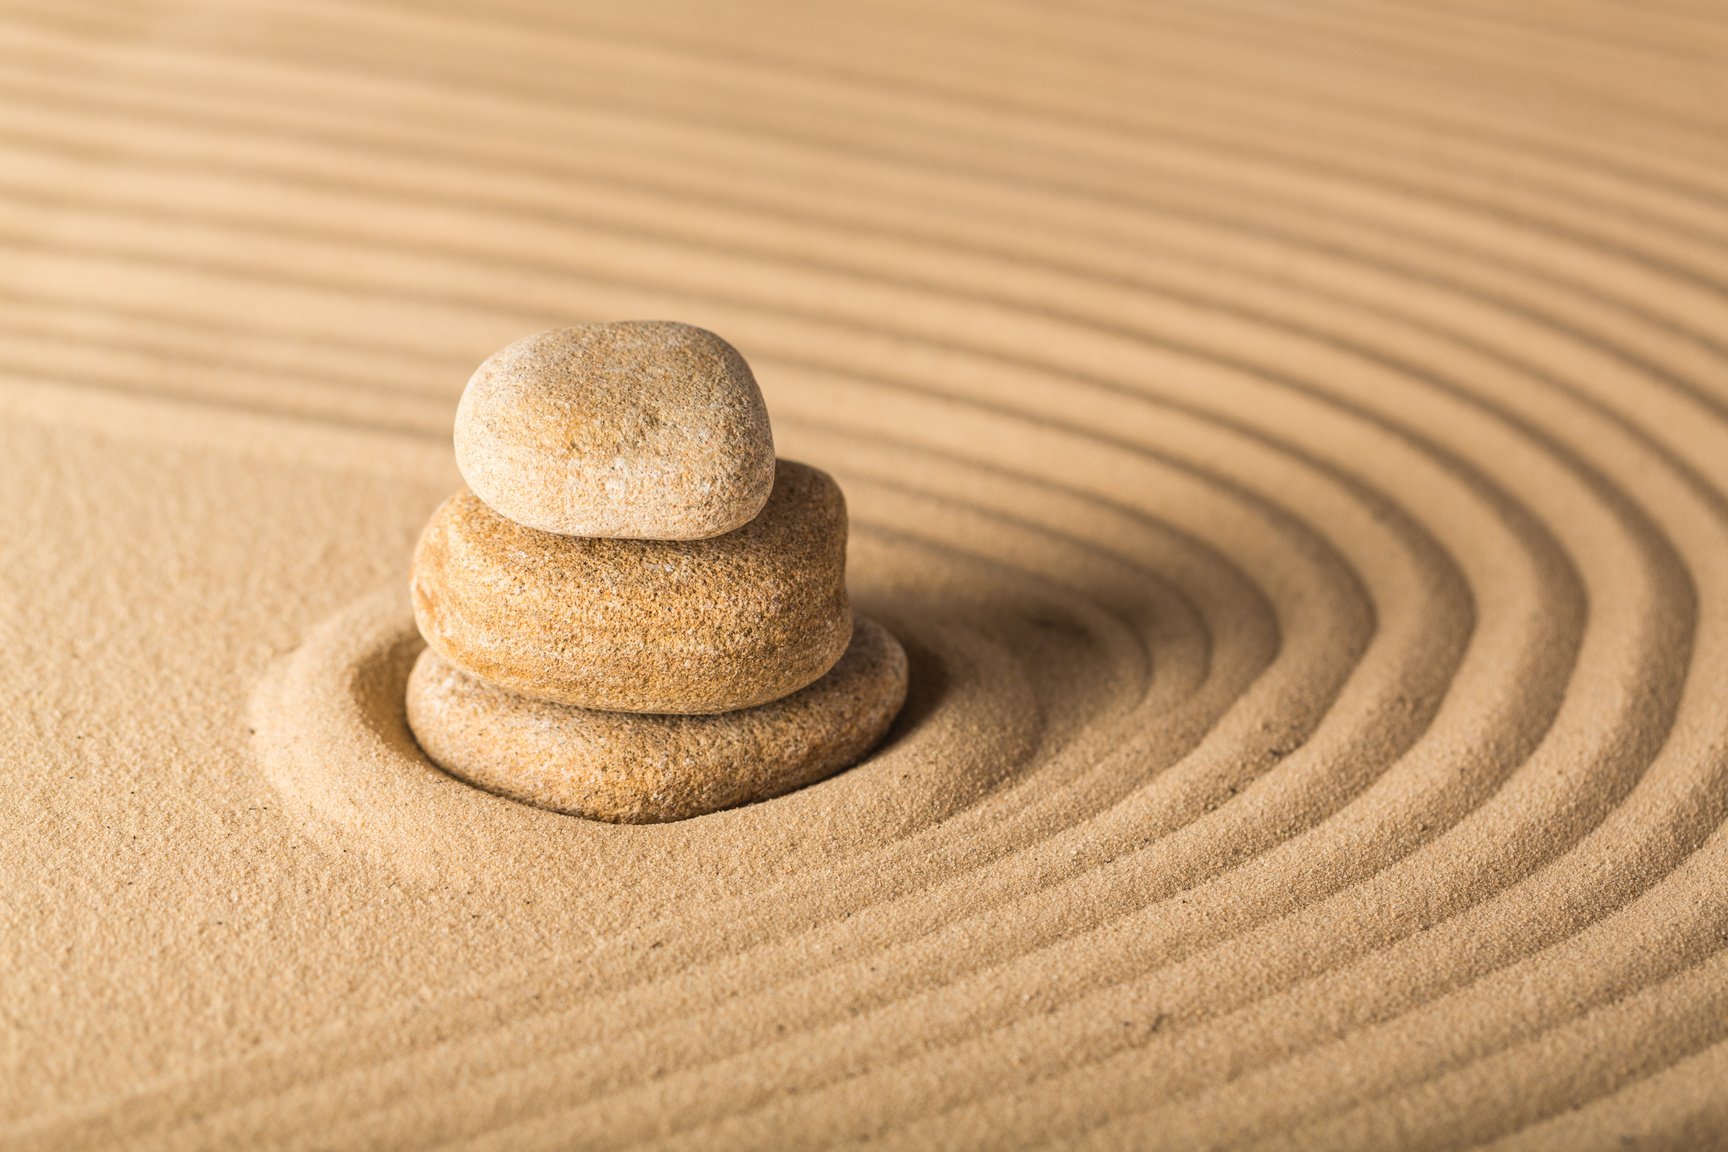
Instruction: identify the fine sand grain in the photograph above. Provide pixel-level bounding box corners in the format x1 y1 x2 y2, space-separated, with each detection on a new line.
3 1 1728 1148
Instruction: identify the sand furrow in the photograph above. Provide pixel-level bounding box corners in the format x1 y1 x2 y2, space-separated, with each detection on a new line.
3 0 1727 1147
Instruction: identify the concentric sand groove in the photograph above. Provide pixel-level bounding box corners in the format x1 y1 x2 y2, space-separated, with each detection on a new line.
3 0 1727 1147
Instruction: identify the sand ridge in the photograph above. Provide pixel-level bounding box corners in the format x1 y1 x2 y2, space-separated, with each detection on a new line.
3 0 1728 1147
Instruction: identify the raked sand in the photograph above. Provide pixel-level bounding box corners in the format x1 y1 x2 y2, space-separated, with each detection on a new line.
4 1 1728 1148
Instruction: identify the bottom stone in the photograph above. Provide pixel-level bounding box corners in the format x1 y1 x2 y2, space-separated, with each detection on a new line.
406 614 909 823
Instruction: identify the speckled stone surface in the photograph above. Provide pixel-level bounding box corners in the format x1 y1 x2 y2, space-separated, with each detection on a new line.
454 322 776 539
406 615 908 823
411 459 851 713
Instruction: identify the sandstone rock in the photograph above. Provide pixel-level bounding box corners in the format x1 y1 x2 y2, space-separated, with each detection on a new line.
411 459 851 713
453 322 775 539
406 615 908 823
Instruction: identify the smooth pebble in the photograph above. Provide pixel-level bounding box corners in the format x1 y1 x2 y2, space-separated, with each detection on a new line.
454 321 776 539
411 459 851 713
406 615 908 823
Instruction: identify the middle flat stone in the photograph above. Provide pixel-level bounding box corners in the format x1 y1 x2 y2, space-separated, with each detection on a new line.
411 458 852 713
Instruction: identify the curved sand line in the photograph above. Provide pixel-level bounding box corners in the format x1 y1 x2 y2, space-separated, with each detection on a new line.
5 0 1728 1148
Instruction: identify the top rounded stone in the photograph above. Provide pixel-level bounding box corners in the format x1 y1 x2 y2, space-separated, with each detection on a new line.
454 322 776 539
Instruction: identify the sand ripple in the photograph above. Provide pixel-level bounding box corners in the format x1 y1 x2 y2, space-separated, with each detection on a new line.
8 0 1728 1146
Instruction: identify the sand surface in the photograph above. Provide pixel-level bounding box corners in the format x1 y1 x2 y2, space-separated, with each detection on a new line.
3 0 1728 1147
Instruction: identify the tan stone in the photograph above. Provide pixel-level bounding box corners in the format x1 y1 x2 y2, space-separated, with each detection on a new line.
411 459 851 713
406 615 907 823
453 322 775 539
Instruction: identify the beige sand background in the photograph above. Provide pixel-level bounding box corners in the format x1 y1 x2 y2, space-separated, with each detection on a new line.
4 0 1728 1147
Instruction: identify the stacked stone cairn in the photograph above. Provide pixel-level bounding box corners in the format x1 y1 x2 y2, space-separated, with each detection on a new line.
405 322 909 823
